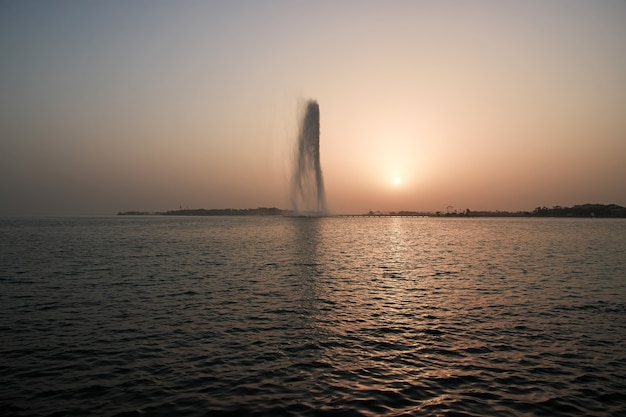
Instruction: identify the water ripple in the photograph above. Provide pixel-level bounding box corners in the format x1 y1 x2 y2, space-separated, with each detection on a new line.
1 217 625 416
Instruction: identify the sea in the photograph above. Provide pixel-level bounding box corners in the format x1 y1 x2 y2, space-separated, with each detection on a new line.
1 216 625 416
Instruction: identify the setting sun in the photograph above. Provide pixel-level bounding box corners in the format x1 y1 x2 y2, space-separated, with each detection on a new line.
393 177 401 185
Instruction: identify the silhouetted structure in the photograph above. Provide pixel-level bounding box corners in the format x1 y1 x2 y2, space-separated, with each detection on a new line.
532 204 625 218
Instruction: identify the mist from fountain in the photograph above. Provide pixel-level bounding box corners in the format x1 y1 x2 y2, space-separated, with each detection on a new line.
291 99 327 216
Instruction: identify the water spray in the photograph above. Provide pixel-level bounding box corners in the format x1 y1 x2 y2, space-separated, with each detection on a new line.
291 100 327 215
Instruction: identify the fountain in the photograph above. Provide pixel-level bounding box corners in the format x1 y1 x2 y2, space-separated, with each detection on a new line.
291 99 327 216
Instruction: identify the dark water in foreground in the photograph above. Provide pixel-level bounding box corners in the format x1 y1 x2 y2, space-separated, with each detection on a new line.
1 216 625 416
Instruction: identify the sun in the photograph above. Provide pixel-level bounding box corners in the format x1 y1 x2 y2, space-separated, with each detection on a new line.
393 177 401 185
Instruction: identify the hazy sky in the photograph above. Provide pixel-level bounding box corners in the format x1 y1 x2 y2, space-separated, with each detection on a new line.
1 1 625 215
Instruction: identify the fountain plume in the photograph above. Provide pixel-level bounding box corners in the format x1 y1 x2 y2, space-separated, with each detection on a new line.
291 99 327 215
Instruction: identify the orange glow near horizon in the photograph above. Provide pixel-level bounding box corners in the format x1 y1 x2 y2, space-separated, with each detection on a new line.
0 2 625 215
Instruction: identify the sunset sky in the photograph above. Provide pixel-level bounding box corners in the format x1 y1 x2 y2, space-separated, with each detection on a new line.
1 1 625 215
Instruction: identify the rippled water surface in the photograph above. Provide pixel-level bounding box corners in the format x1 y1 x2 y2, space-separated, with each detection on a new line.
1 216 625 416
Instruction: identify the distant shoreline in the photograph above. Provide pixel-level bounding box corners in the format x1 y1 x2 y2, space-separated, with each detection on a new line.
117 207 287 216
117 203 626 218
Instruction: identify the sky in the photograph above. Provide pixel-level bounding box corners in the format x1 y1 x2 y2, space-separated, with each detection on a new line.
1 0 625 215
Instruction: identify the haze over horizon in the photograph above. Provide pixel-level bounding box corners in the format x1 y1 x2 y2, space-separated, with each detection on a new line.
1 1 625 216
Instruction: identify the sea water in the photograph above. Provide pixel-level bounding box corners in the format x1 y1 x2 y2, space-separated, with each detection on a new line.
1 216 625 416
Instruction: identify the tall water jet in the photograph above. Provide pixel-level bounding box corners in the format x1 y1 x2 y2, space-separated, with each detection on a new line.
291 99 327 215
